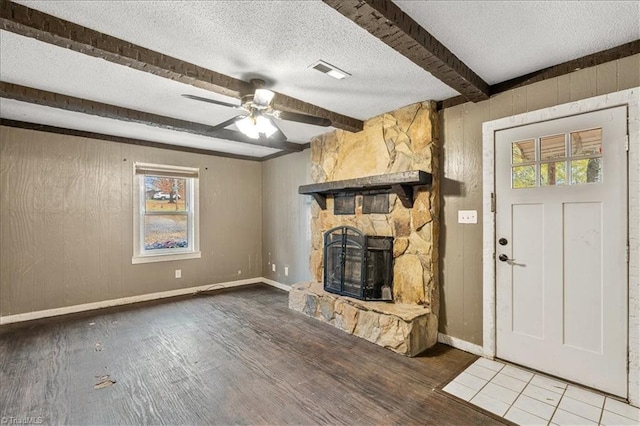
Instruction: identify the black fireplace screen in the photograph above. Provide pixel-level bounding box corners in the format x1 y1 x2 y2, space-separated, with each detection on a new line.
323 226 393 301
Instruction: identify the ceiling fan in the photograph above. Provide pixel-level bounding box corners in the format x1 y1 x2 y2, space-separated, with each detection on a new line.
182 78 332 141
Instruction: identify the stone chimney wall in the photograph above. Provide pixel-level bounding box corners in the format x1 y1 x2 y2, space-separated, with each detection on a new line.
309 101 440 313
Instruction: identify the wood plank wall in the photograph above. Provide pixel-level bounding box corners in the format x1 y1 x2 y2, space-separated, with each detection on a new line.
440 54 640 345
0 127 263 317
261 149 312 285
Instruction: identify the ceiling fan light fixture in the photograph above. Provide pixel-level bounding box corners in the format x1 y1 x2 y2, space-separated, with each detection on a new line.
256 115 278 138
253 88 275 108
236 114 278 139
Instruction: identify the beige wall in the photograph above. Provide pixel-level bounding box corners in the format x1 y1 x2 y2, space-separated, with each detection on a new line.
4 55 638 337
0 126 263 316
261 149 312 285
440 54 640 345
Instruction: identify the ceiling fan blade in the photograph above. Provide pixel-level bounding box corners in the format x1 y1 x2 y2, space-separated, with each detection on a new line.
182 94 240 109
273 110 332 127
209 115 247 132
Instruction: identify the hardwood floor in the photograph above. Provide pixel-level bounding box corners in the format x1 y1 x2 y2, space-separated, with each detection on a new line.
0 284 503 425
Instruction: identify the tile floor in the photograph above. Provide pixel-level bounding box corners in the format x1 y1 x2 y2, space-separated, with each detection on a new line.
443 358 640 426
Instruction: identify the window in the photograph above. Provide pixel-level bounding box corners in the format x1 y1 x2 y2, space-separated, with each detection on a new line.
511 128 603 189
132 163 200 264
511 139 536 188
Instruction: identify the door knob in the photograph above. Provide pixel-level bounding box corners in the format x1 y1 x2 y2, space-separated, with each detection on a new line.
498 254 514 262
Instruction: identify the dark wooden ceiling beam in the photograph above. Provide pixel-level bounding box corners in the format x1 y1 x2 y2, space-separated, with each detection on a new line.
259 143 311 162
490 39 640 94
323 0 490 102
0 0 364 133
0 82 303 152
437 39 640 110
0 119 261 162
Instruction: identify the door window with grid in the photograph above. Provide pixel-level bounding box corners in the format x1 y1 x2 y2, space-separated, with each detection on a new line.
511 128 603 189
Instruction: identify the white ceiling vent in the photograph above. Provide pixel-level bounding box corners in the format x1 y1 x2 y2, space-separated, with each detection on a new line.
310 60 351 80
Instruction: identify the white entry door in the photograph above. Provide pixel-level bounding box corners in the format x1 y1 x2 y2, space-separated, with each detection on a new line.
495 106 628 397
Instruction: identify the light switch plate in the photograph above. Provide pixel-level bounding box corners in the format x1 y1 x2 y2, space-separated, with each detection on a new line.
458 210 478 224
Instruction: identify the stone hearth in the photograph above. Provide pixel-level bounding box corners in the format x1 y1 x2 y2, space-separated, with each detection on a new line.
291 101 440 356
290 282 437 356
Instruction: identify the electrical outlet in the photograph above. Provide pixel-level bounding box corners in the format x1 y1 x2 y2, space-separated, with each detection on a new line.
237 270 241 275
272 263 276 272
458 210 478 224
284 266 289 276
175 269 181 279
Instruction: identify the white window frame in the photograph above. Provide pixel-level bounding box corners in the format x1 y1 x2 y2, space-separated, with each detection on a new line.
132 162 201 264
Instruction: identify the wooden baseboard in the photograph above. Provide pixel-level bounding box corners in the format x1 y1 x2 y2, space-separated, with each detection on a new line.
438 333 485 356
261 278 291 292
0 277 272 325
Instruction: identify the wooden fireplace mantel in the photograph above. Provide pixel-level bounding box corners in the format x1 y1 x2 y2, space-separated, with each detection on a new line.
298 170 432 209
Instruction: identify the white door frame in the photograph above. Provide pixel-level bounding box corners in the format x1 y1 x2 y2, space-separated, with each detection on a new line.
482 87 640 406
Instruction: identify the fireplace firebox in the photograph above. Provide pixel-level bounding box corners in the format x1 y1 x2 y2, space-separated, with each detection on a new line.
323 226 393 301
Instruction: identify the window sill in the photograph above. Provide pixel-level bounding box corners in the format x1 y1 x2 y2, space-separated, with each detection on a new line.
132 251 201 264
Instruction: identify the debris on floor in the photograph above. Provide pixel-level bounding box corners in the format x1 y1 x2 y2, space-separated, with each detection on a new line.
94 342 102 351
94 375 116 389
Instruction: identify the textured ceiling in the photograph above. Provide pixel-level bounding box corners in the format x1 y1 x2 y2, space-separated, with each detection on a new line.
1 1 638 158
1 99 279 157
395 1 640 85
0 30 331 145
7 0 458 118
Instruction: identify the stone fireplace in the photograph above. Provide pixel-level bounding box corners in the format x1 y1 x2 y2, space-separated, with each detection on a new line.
324 226 394 301
289 101 440 356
